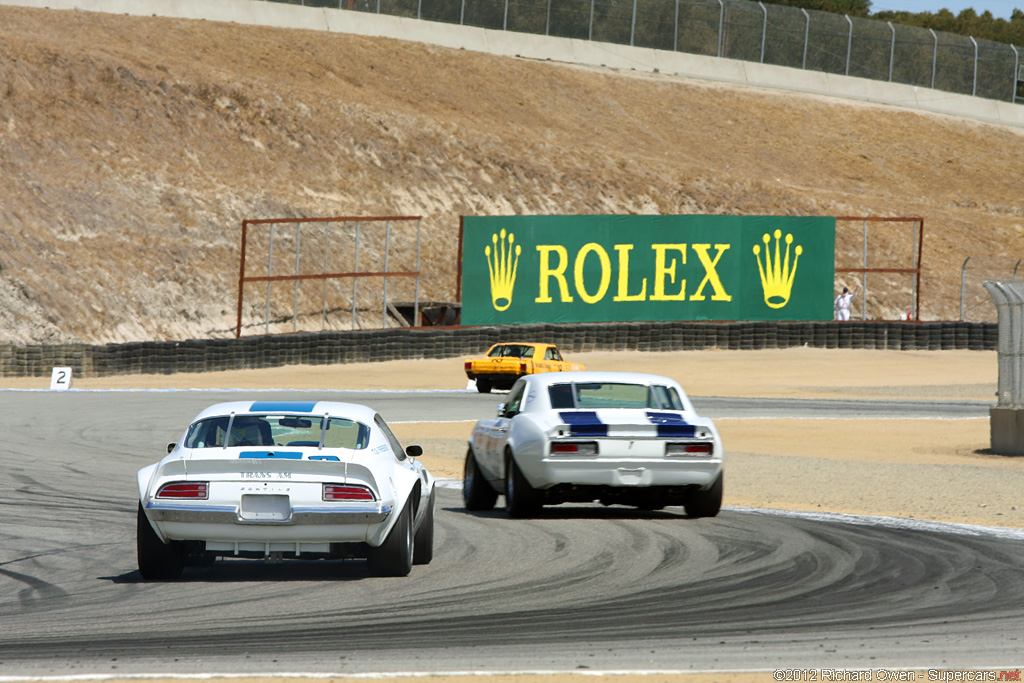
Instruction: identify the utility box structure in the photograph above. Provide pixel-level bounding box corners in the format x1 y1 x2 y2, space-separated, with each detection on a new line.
983 280 1024 455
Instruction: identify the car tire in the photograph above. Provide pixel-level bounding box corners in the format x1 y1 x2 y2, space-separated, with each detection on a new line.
505 453 542 518
367 501 414 577
476 378 493 394
136 503 184 580
412 488 434 565
684 472 723 518
463 448 498 511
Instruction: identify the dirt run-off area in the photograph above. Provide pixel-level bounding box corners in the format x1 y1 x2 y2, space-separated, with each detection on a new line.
1 5 1024 344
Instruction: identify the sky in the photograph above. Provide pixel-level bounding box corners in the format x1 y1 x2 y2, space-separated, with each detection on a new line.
869 0 1020 19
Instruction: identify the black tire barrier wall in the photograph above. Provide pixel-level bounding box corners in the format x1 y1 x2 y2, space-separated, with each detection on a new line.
0 321 999 378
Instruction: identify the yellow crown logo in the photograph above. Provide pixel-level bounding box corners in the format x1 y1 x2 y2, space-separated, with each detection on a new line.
485 229 521 312
753 229 802 309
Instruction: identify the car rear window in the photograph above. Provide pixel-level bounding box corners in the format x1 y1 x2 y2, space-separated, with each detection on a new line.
488 344 533 358
183 415 369 449
548 383 684 410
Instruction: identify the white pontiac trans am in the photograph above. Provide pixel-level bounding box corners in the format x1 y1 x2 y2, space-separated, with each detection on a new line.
137 400 435 579
464 371 723 518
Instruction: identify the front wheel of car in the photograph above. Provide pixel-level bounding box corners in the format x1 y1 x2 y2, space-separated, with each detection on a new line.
505 454 542 518
367 502 414 577
137 503 184 580
684 472 723 518
463 448 498 511
413 489 434 565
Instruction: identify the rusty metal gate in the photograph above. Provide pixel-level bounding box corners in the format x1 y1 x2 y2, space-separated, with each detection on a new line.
235 216 422 338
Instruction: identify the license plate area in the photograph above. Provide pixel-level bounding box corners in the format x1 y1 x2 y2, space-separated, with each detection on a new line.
240 494 291 521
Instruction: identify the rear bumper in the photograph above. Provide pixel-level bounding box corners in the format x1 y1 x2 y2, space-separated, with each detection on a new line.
144 501 392 544
521 457 722 490
145 501 391 525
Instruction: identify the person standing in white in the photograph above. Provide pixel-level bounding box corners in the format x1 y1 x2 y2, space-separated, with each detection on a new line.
834 286 857 321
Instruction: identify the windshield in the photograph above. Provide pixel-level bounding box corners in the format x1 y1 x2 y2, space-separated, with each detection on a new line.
183 415 370 449
548 383 685 410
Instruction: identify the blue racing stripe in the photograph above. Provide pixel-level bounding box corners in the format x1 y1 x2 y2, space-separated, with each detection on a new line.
646 411 697 437
559 411 608 437
249 401 318 413
239 451 303 459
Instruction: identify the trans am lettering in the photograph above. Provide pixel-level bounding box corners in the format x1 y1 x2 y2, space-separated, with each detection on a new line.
240 471 292 479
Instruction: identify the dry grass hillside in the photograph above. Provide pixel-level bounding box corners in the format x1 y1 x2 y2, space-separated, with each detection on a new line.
1 5 1023 345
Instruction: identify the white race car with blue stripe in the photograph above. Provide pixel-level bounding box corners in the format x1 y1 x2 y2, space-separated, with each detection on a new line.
136 401 435 579
465 372 723 517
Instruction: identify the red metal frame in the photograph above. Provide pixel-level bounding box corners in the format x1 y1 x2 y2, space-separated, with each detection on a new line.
236 216 422 338
834 216 924 321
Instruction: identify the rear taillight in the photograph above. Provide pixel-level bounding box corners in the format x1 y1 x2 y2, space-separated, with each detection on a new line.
323 484 376 501
156 482 209 499
465 362 472 372
520 362 527 373
551 442 598 455
666 442 713 456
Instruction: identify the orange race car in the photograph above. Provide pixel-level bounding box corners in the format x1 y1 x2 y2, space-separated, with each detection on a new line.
464 342 585 393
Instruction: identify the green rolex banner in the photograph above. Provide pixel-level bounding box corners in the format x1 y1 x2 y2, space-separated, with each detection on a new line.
461 215 836 325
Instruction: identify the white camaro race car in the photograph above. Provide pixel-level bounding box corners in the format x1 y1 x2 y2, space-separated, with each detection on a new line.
137 400 435 579
464 371 723 517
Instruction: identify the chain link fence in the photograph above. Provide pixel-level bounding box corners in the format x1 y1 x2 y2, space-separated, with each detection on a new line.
274 0 1022 103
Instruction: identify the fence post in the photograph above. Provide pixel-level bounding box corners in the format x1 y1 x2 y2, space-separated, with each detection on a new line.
266 224 275 335
630 0 637 46
844 15 853 76
758 2 767 63
503 0 508 31
589 0 594 41
929 28 938 89
293 223 302 333
716 0 725 58
352 222 360 330
382 220 391 329
970 36 979 96
322 223 329 330
801 8 809 70
545 0 550 35
414 219 422 328
887 21 895 82
961 256 971 321
862 220 868 320
460 0 465 25
1012 44 1019 104
674 0 679 52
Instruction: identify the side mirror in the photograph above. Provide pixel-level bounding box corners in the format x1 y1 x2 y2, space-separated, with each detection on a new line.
496 403 506 417
166 442 176 454
405 444 423 458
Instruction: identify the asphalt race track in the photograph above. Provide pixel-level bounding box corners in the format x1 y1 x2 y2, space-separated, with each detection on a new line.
0 390 1021 676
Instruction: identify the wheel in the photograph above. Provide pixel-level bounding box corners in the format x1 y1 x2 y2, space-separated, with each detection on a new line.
505 453 542 518
463 448 498 511
367 501 413 577
684 472 723 518
412 489 434 565
137 503 184 580
476 378 493 394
